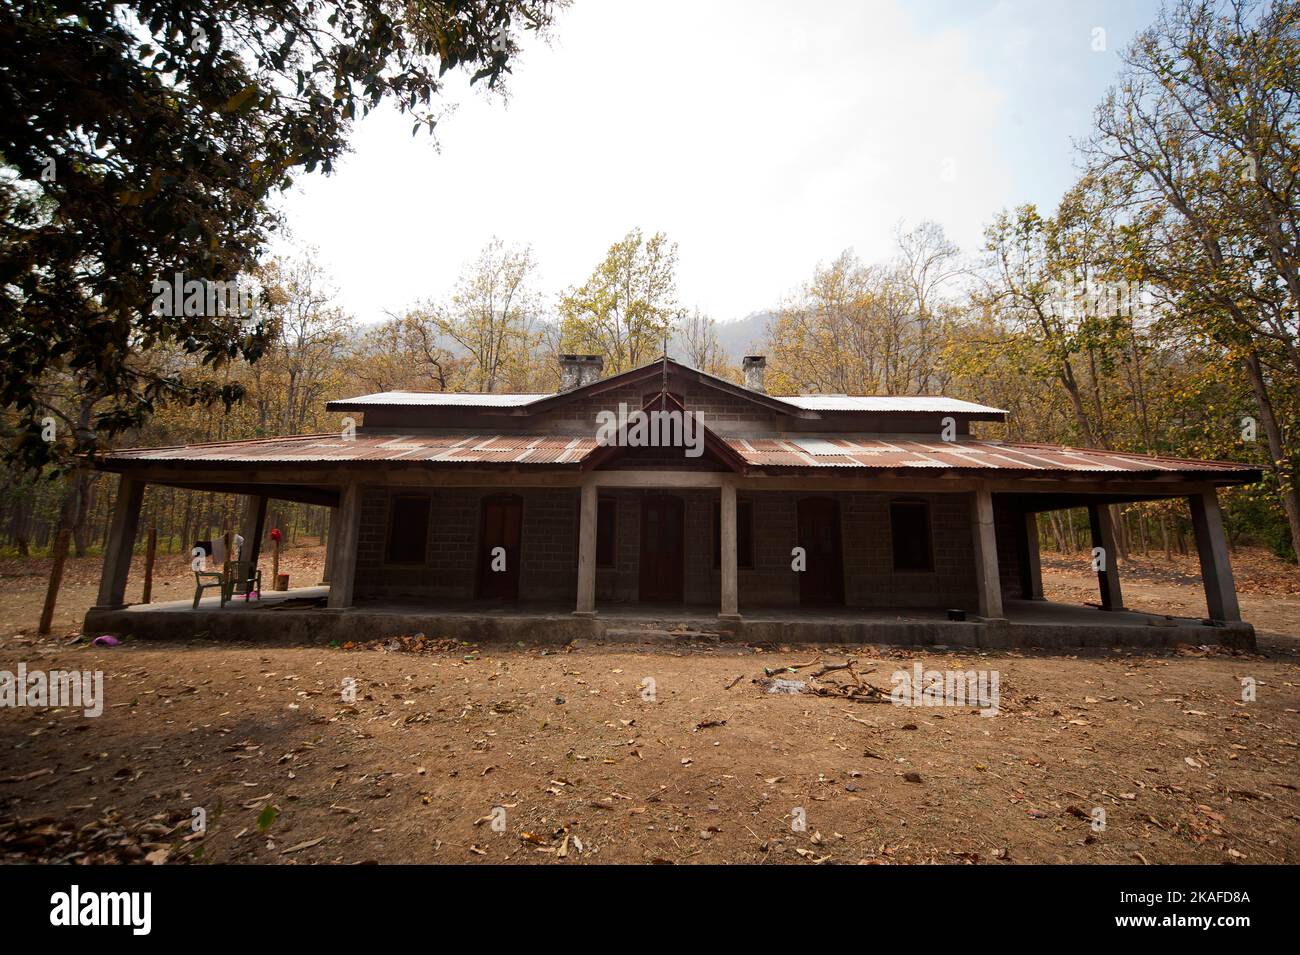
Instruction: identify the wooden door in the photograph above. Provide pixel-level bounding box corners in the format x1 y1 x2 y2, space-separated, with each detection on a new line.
639 495 684 602
478 494 522 599
797 497 844 605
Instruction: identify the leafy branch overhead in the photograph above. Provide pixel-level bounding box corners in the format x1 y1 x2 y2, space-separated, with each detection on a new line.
0 0 566 470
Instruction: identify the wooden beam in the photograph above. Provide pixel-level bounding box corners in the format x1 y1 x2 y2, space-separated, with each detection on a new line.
96 475 145 609
38 528 72 634
98 462 1244 503
1189 489 1242 623
135 479 339 507
970 486 1003 620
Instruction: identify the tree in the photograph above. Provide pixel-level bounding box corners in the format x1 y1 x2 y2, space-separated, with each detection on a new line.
254 254 353 435
430 238 543 393
1086 0 1300 556
764 246 943 397
0 0 566 471
896 220 965 393
677 308 731 377
560 228 681 374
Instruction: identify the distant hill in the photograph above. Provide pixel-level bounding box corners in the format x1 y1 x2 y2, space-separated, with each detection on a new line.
713 311 774 361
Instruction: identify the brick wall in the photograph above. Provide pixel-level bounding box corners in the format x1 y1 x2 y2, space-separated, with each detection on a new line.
993 501 1026 600
597 489 984 611
837 492 980 611
354 486 578 602
351 484 993 612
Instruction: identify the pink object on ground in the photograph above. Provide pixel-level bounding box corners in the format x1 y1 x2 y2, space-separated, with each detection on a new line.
92 635 120 647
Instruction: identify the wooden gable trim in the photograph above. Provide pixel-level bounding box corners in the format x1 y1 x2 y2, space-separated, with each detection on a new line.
517 357 813 419
581 389 749 474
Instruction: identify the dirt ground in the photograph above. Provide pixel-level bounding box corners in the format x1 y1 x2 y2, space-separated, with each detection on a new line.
0 546 1296 864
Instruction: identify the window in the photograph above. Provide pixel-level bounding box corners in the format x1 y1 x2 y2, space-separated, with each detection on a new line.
713 499 754 569
596 497 617 567
890 500 933 571
386 495 431 563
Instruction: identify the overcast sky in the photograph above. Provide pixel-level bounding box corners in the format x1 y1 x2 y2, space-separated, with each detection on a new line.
272 0 1163 326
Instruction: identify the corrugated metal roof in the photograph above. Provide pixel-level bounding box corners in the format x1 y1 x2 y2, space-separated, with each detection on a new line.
776 395 1006 414
327 392 548 408
325 389 1006 415
99 431 1255 479
722 436 1253 474
102 432 597 465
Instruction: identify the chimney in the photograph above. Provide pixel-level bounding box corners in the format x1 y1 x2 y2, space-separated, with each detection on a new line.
742 355 766 393
558 354 604 392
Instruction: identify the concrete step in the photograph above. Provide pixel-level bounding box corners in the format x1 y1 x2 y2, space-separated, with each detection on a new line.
601 625 731 643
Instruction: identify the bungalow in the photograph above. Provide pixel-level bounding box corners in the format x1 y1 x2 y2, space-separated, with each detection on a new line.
85 355 1259 648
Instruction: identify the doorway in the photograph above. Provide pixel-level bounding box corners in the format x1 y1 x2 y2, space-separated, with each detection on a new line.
478 493 522 599
797 496 844 605
639 494 684 602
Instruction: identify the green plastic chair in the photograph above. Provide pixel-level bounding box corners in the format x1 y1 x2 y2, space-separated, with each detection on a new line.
228 561 263 603
193 569 228 609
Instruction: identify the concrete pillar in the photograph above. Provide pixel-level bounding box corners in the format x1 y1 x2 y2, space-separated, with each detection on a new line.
719 483 739 619
574 481 597 616
1019 510 1044 600
327 482 362 610
236 494 268 592
240 495 268 565
970 486 1003 620
1087 503 1124 611
96 474 145 609
320 506 337 585
1189 489 1242 623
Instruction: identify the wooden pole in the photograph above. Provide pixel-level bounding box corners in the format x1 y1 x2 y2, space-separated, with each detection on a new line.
141 527 158 604
38 528 72 635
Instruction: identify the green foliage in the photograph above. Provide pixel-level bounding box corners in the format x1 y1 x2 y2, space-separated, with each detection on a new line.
0 0 565 472
560 228 682 374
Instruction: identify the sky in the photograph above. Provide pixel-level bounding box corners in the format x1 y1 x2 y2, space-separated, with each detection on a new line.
272 0 1164 326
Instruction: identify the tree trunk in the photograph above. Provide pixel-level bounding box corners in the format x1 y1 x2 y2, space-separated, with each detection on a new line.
1243 351 1300 559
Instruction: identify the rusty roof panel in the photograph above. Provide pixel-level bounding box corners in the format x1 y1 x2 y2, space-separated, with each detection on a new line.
98 431 1255 479
101 433 598 466
723 436 1254 475
327 392 548 409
